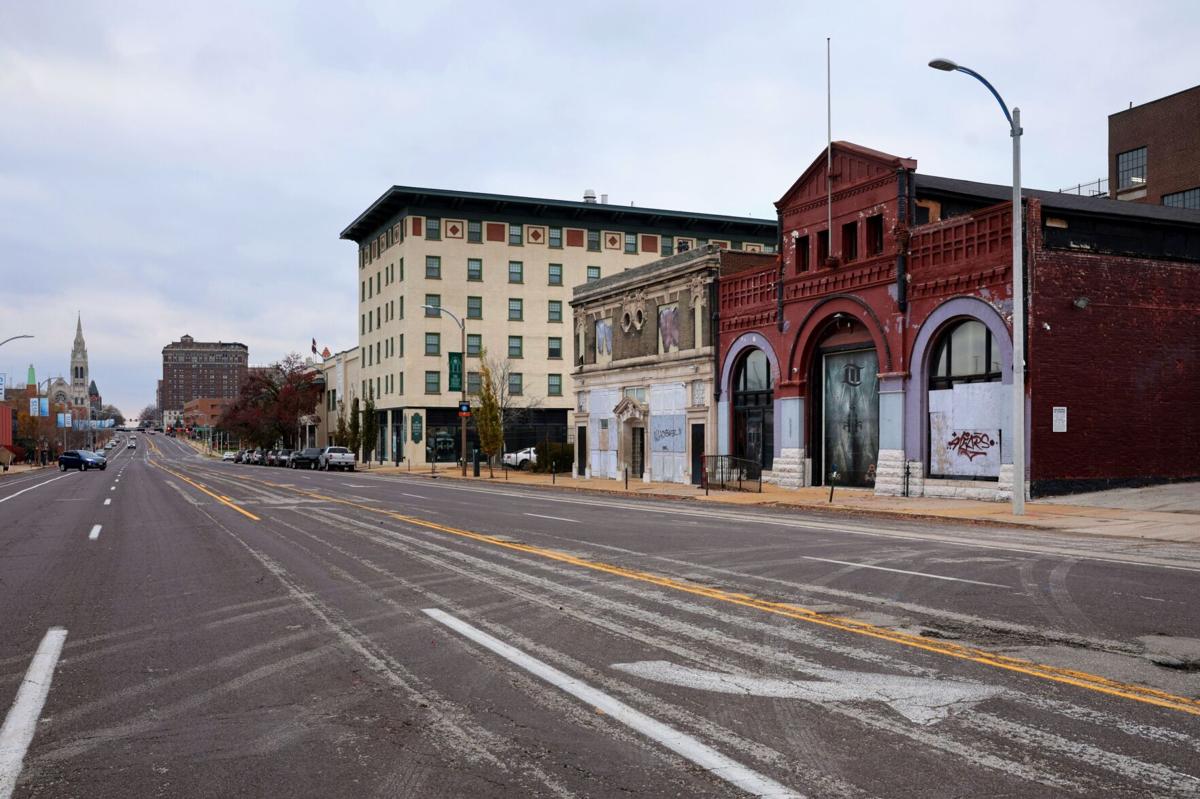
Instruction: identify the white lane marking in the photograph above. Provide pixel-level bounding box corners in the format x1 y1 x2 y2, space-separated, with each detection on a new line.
524 512 579 524
422 608 802 799
0 627 68 799
342 483 368 488
613 660 1002 726
89 525 102 541
109 486 115 491
799 556 1010 588
104 499 111 506
0 473 73 505
400 492 427 499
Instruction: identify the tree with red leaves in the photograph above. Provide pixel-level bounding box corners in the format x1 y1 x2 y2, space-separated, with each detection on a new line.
220 353 322 449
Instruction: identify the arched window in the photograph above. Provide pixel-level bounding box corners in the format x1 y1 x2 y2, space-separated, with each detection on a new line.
735 349 771 393
928 319 1001 389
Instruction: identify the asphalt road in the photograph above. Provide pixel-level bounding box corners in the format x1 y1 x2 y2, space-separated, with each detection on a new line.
2 434 1198 798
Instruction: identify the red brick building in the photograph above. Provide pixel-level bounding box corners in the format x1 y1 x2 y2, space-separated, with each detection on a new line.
717 142 1200 498
160 335 248 412
1109 84 1200 208
182 397 232 429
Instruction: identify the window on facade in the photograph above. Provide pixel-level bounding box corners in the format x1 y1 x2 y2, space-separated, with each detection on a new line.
467 220 482 243
466 333 482 357
424 294 440 317
624 232 637 254
425 332 440 356
508 261 523 283
425 371 440 394
548 374 562 396
509 223 523 246
548 263 563 285
508 336 523 358
425 255 441 279
467 296 482 319
398 296 404 319
587 230 601 252
425 217 441 240
794 235 810 272
816 230 829 265
548 227 562 248
1163 187 1200 209
360 281 366 302
1117 147 1147 190
467 371 481 395
654 235 668 256
841 220 858 262
548 336 562 359
548 300 562 322
467 258 483 281
866 214 884 255
928 319 1002 389
508 298 523 320
508 373 523 396
623 386 647 403
586 265 601 282
398 333 404 357
398 257 404 281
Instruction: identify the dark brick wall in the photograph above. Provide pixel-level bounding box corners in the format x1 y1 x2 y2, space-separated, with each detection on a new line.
1029 245 1200 492
1108 85 1200 204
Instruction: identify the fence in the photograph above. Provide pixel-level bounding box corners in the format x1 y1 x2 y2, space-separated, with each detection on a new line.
702 455 763 493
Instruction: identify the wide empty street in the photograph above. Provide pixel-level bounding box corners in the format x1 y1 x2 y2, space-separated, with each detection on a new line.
1 435 1198 797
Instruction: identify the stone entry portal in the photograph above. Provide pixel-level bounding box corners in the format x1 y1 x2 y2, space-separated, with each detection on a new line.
821 349 879 487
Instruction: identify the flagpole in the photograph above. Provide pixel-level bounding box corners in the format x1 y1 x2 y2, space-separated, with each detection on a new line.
826 37 832 244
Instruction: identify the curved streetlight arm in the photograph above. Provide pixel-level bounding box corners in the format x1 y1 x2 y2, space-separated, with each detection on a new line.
0 334 34 348
952 66 1017 132
422 305 464 331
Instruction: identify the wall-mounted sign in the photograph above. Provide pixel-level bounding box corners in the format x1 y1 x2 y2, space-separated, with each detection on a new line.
30 397 39 417
1052 406 1067 433
411 412 423 444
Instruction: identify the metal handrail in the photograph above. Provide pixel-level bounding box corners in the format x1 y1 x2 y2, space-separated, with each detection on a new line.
1058 177 1108 197
702 455 763 493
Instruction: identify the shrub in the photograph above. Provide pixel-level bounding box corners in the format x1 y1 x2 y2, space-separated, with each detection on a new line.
533 441 573 473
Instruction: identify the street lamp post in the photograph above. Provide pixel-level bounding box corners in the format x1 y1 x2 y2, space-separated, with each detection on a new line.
422 305 468 477
0 334 34 349
929 57 1025 515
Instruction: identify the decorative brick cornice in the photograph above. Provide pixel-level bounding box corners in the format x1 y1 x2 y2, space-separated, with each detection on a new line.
909 265 1010 300
779 174 895 218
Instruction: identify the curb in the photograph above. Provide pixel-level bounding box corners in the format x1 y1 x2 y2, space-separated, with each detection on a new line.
378 469 1050 532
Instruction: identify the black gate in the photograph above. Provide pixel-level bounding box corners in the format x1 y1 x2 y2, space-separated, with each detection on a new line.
631 427 645 478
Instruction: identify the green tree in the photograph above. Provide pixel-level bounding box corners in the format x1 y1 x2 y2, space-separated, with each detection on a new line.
476 352 503 477
334 405 349 447
362 396 379 468
348 397 362 461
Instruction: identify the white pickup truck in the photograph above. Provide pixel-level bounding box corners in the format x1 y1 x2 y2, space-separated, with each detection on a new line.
319 446 357 472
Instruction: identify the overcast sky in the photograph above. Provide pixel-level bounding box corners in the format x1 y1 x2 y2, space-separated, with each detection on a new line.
1 1 1196 416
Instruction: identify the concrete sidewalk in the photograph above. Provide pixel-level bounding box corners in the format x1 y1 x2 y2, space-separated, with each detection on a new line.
363 463 1200 545
0 463 53 479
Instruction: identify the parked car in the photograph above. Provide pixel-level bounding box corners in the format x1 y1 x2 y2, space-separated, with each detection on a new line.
319 446 356 471
289 448 322 469
249 449 264 465
222 451 237 462
59 450 107 471
274 449 293 466
503 447 538 470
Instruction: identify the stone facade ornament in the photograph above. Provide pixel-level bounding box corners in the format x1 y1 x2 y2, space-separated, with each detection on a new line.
612 395 647 423
688 274 708 307
620 289 647 332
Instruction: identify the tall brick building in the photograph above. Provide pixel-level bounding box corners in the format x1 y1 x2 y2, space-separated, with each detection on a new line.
1109 84 1200 209
715 141 1200 499
160 335 248 413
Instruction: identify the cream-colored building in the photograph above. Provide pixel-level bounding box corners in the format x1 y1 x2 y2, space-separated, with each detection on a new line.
314 347 360 449
340 187 777 466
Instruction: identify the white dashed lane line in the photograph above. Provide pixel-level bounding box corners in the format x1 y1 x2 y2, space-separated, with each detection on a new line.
88 525 102 541
0 627 69 799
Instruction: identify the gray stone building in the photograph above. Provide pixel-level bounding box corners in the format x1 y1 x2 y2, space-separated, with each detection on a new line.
570 245 774 484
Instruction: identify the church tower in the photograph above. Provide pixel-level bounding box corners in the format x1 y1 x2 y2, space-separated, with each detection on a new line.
70 314 89 407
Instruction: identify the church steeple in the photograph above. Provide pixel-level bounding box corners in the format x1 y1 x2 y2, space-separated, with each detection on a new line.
70 313 89 407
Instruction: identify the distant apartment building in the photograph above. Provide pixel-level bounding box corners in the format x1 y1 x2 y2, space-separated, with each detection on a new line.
160 335 249 412
181 397 232 429
1109 84 1200 208
340 186 778 465
315 347 360 448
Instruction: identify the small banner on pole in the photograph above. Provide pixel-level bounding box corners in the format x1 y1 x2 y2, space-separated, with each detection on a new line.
447 352 463 392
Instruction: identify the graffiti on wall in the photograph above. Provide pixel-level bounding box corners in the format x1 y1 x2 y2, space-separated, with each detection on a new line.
946 430 997 461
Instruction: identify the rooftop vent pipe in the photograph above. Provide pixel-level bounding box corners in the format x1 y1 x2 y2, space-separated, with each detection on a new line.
583 189 597 203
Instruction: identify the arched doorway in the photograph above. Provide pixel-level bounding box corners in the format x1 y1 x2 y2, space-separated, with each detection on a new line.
927 318 1004 479
732 349 773 469
809 317 879 487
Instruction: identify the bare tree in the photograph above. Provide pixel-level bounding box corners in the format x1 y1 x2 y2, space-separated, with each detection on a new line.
481 351 543 453
137 404 159 426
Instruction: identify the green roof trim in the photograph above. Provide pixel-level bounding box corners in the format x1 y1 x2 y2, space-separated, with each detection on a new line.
340 185 778 244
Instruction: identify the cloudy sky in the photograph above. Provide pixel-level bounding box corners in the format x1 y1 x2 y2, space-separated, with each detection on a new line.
1 1 1196 416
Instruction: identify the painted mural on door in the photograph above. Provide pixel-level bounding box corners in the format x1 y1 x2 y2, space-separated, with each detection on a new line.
822 349 879 487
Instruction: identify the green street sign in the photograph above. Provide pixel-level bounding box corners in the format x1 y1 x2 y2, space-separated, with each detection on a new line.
411 413 423 444
448 352 463 392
